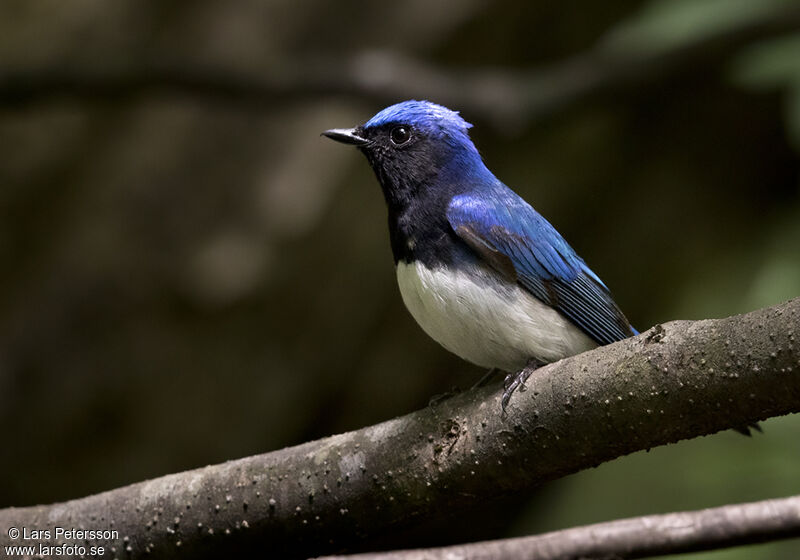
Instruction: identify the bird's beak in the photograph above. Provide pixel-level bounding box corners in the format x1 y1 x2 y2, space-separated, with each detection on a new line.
321 128 370 146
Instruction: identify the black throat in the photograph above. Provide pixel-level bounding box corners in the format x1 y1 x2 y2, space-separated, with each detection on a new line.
385 184 462 267
358 128 478 268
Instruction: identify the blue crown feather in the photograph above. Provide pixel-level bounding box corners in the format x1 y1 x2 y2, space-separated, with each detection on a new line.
364 100 473 133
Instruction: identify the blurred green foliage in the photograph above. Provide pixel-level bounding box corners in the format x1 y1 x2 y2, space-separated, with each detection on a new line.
0 0 798 557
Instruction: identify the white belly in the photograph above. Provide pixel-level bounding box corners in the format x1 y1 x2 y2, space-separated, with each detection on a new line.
396 260 596 371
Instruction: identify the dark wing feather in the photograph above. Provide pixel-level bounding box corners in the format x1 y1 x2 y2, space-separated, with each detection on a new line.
447 191 635 345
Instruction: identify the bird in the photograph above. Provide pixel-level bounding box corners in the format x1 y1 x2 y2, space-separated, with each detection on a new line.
322 100 637 411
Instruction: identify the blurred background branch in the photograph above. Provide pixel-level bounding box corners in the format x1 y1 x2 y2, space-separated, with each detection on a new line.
320 494 800 560
1 3 799 129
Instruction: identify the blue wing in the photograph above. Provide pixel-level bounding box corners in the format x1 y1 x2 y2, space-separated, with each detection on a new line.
447 190 636 345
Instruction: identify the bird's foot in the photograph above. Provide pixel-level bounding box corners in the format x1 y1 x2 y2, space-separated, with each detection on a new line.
501 358 543 414
472 367 501 389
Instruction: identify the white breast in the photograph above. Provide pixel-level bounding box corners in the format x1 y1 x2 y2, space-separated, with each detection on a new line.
396 260 596 371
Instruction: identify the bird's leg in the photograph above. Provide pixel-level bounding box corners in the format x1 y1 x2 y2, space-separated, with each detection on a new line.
501 358 544 413
472 367 501 389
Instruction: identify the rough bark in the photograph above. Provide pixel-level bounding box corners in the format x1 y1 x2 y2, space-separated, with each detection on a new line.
0 298 798 559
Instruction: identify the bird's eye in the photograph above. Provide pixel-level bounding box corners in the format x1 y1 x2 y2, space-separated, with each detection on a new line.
390 126 411 145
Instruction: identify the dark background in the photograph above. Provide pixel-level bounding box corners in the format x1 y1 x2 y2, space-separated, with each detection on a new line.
1 1 799 558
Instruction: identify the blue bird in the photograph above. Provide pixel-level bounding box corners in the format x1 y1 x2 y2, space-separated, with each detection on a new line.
323 100 637 410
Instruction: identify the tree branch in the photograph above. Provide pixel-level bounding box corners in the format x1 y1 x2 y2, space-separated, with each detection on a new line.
0 298 798 559
318 494 800 560
2 5 799 128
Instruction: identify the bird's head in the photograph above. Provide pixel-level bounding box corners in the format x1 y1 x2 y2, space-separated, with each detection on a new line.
323 100 486 209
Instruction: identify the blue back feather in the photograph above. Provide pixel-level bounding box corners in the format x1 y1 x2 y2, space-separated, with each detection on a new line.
447 186 635 345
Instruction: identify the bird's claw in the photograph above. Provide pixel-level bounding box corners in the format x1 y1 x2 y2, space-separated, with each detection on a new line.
501 359 542 414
